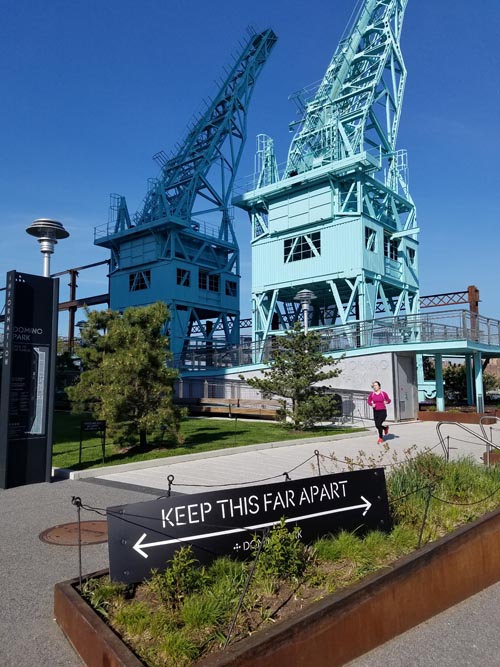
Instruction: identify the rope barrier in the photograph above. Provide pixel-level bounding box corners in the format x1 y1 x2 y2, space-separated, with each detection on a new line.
320 441 442 472
447 435 492 447
430 486 500 507
70 432 500 560
100 437 477 493
389 485 432 504
169 452 318 489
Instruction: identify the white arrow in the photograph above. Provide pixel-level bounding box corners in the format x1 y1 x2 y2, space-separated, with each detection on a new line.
132 496 372 559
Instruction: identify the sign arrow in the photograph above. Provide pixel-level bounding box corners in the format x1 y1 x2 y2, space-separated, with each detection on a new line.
132 496 372 558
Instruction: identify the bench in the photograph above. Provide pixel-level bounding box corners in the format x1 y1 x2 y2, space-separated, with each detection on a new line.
175 397 282 420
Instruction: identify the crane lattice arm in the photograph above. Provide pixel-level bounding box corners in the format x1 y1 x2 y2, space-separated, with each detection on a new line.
286 0 408 176
114 27 277 240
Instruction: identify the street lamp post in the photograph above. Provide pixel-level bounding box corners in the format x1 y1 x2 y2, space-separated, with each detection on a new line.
26 218 69 277
294 289 316 335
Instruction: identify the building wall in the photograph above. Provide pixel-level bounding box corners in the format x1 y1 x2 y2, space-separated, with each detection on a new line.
224 352 406 422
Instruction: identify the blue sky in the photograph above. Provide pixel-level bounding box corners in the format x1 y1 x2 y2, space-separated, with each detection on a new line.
1 0 499 334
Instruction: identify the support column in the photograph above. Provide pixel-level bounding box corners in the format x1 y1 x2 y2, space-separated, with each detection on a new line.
473 351 484 413
416 354 425 402
67 269 78 352
465 354 474 406
434 354 445 412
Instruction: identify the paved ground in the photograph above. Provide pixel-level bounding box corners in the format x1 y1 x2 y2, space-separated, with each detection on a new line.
66 419 493 492
1 419 499 667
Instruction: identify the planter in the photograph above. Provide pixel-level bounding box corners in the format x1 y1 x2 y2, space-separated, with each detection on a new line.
483 451 500 466
418 410 499 424
54 507 500 667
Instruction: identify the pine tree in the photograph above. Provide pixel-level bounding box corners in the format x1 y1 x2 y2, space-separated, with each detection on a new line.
67 302 184 448
244 324 342 430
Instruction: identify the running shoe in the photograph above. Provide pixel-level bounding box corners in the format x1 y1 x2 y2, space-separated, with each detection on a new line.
377 438 384 444
383 425 389 436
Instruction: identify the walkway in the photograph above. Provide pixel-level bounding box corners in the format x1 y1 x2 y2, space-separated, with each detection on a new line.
69 419 490 494
0 420 499 667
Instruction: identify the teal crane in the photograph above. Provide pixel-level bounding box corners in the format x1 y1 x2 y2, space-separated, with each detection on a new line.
95 28 277 361
234 0 418 358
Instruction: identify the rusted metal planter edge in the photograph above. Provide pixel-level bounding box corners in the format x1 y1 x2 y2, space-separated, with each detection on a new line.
55 507 500 667
54 568 144 667
418 410 499 423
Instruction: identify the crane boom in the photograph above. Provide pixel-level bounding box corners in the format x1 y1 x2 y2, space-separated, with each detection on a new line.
286 0 408 176
114 27 277 240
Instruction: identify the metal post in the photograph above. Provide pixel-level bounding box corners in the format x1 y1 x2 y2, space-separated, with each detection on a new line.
26 219 69 278
71 496 83 588
417 486 433 548
67 269 78 351
294 289 316 335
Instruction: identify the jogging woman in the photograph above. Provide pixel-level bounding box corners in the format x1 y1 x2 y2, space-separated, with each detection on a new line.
368 381 391 444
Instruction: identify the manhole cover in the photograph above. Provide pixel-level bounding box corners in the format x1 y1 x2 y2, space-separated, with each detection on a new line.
39 521 108 546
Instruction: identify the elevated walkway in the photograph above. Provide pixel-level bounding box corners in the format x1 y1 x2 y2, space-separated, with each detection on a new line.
176 309 500 371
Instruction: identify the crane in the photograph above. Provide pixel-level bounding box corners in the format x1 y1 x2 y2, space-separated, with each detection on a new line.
95 27 277 362
234 0 418 357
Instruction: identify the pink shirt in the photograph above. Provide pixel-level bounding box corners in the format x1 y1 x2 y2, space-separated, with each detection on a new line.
368 391 391 410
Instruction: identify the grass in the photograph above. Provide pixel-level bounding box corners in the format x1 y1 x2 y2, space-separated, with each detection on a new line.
81 452 500 666
52 411 363 471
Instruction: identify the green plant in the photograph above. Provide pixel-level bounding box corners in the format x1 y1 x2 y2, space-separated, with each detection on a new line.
82 456 500 667
114 601 152 638
205 557 247 602
180 593 227 629
154 630 200 667
387 451 443 527
147 545 208 610
80 576 126 618
242 323 343 430
67 303 185 449
387 524 417 554
253 518 311 584
323 443 418 474
314 530 364 563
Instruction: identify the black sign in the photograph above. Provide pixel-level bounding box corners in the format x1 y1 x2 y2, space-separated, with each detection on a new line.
0 271 58 489
79 420 107 464
107 469 391 583
81 420 106 432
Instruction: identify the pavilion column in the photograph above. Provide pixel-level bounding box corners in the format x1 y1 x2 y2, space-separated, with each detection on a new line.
473 351 484 413
465 354 474 405
434 354 445 412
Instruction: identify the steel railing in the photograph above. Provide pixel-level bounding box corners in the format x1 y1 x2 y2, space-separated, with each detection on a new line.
436 421 500 463
174 309 500 371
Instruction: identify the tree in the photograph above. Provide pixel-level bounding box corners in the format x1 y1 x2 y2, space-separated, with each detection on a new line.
67 302 184 448
243 324 342 430
422 355 435 380
54 350 81 410
443 362 498 402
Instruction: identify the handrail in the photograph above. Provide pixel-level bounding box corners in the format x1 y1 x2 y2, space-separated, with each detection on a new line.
479 415 500 440
175 309 500 370
436 421 500 463
479 416 500 466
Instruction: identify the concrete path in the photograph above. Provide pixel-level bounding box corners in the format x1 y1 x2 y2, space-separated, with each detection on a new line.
67 419 495 494
1 419 499 667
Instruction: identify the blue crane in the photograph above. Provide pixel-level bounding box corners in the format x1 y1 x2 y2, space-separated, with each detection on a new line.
235 0 418 358
95 27 277 361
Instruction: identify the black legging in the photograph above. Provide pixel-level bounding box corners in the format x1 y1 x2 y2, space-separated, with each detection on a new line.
373 409 387 438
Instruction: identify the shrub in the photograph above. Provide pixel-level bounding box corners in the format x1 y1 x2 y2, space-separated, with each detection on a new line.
253 517 311 584
147 545 208 610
